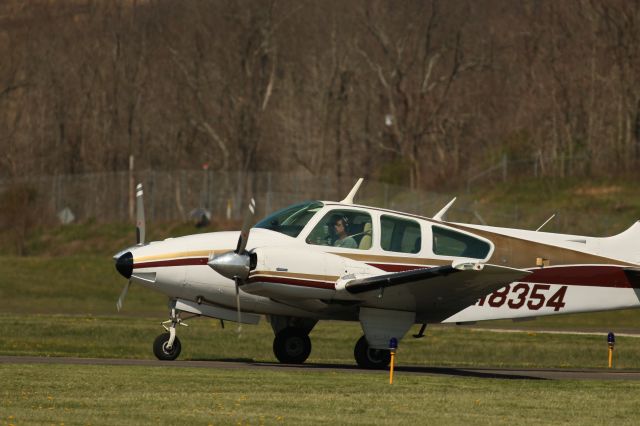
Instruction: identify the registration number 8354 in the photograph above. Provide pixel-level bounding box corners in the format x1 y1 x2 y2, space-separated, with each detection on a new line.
476 283 568 311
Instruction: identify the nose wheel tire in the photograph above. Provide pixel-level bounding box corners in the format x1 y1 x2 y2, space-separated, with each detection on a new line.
273 328 311 364
153 332 182 361
354 335 391 369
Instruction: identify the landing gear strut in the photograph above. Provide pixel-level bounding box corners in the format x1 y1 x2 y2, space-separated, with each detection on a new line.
153 305 188 361
273 328 311 364
354 335 391 369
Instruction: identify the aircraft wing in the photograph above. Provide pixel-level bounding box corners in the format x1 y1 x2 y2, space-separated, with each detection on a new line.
344 264 532 322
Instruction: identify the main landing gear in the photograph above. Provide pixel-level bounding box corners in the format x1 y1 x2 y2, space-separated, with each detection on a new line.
153 307 188 361
268 316 316 364
353 335 391 369
273 328 312 364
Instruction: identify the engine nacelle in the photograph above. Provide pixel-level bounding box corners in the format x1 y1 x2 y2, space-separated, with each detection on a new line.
241 246 336 299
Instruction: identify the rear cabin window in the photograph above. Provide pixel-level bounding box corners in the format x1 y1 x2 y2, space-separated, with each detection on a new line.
306 210 373 250
381 215 421 254
432 226 490 259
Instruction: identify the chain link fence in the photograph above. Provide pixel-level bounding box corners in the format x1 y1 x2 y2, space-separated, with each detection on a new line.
0 169 634 237
0 169 505 221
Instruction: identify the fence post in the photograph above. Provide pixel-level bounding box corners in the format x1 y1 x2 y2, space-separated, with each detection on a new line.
128 155 135 221
502 154 508 182
150 170 155 222
266 172 272 214
384 183 389 208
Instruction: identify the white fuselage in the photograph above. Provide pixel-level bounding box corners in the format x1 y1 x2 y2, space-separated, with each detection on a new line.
123 201 640 324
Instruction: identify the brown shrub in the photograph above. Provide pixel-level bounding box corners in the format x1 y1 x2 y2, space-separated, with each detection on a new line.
0 183 40 255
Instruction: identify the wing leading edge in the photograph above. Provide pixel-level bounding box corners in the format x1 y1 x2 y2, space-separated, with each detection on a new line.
344 263 532 322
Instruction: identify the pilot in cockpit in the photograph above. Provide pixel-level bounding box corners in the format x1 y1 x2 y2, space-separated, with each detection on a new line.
333 216 358 249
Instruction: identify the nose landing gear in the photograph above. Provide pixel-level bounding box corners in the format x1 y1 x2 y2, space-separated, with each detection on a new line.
153 332 182 361
153 306 189 361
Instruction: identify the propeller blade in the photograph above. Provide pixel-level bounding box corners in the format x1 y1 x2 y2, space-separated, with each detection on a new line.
116 280 131 312
136 183 145 245
235 197 256 254
235 278 242 336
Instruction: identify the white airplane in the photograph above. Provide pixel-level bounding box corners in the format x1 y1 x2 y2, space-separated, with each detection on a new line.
114 179 640 368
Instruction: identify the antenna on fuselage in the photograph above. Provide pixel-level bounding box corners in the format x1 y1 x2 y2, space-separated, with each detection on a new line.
341 178 364 204
432 197 457 221
535 213 556 232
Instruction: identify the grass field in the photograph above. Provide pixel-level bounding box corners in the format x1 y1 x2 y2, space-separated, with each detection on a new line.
3 314 640 370
3 363 640 425
2 254 640 370
2 182 640 425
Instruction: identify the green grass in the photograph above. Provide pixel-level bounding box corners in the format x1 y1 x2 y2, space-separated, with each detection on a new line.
0 255 166 316
1 254 640 368
2 314 640 370
0 256 638 425
2 179 640 424
2 363 640 425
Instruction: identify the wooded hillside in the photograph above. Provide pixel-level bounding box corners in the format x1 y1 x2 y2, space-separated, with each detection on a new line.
1 0 639 189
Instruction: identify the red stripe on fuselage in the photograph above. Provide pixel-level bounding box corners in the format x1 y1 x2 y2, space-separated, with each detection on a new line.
367 263 637 288
247 275 335 290
525 265 639 288
134 257 209 269
132 257 637 289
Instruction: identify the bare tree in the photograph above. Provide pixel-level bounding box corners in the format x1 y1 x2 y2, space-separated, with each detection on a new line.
356 0 478 188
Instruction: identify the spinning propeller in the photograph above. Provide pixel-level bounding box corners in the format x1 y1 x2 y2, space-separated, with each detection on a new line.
114 183 146 311
208 198 256 333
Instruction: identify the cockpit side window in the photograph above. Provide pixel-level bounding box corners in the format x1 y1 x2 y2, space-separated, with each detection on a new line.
306 209 373 250
254 201 324 237
432 225 490 259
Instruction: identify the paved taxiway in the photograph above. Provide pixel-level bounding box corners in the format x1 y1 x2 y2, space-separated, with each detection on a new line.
2 355 639 380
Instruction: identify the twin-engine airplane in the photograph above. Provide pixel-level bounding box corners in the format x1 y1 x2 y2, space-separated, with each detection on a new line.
114 179 640 368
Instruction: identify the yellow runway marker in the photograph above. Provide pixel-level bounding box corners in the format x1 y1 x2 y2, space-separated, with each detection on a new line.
607 332 615 368
389 338 398 384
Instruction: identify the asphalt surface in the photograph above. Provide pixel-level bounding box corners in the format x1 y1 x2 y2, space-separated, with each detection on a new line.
2 355 640 380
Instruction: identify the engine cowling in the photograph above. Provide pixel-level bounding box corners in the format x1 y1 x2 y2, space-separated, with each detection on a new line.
240 246 334 299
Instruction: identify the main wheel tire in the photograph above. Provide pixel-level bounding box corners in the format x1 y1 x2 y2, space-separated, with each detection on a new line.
354 335 391 369
153 332 182 361
273 328 311 364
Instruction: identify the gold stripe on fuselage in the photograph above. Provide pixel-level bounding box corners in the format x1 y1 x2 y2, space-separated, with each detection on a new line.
446 224 634 268
134 249 232 262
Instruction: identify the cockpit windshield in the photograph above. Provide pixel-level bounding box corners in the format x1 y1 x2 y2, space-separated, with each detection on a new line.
254 201 324 237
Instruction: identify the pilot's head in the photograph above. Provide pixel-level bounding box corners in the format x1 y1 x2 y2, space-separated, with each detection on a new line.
333 216 349 237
